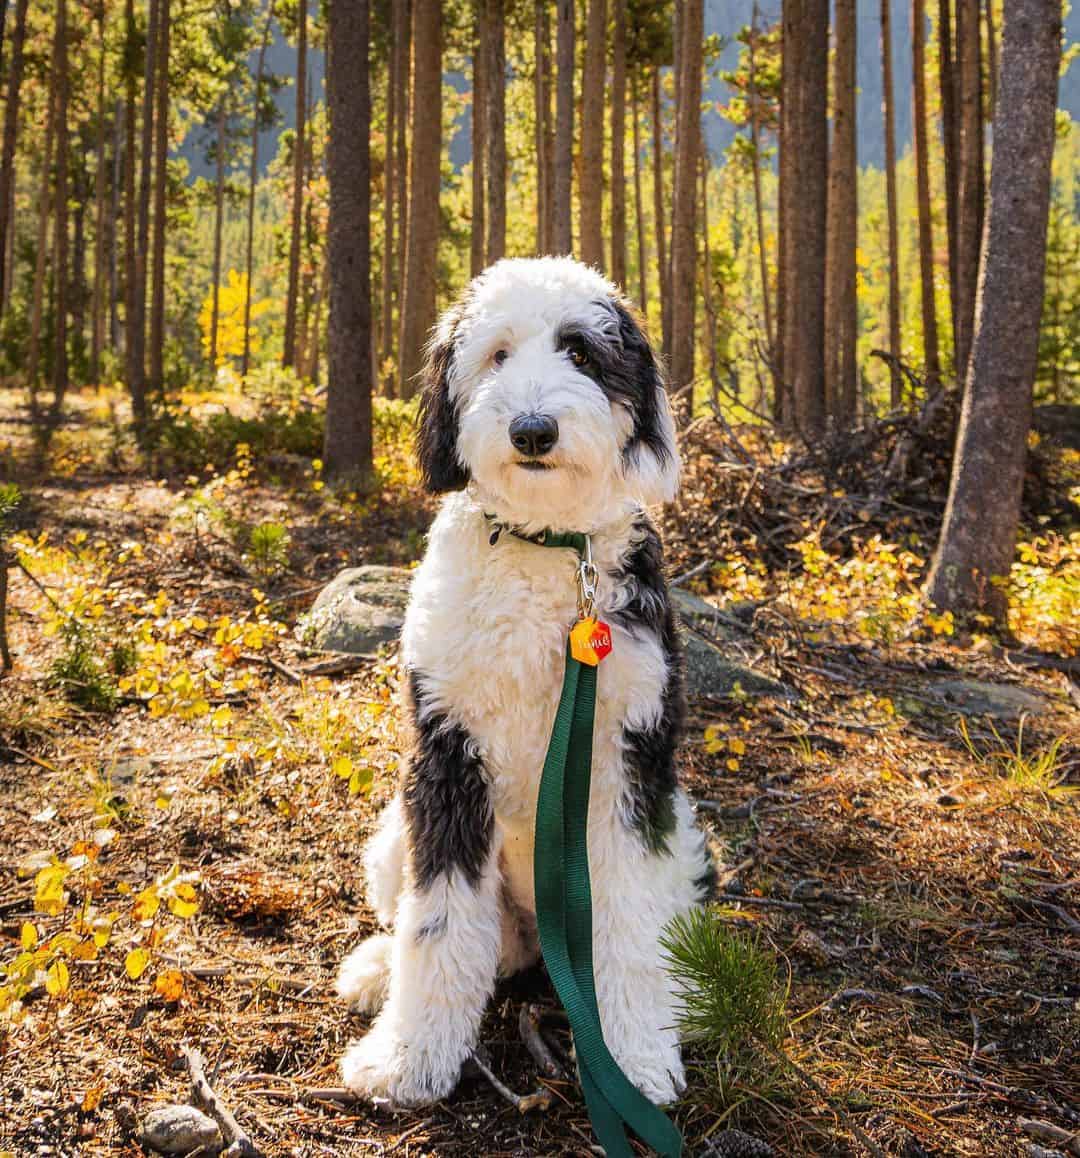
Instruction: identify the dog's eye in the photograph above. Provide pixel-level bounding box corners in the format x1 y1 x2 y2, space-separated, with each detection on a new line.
567 342 589 369
493 349 509 367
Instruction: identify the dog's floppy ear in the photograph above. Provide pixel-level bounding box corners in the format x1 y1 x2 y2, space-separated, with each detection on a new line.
612 300 681 505
416 317 470 494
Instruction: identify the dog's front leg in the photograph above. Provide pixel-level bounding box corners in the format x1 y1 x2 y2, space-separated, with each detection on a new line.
341 698 501 1107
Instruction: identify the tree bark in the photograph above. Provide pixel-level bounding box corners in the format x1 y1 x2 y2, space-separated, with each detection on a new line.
471 11 486 277
631 66 647 313
534 0 552 254
283 0 307 368
109 100 123 350
324 0 372 482
553 0 574 254
485 0 506 263
49 0 70 431
651 66 668 352
984 0 998 117
938 0 960 364
381 0 397 364
0 0 28 324
824 0 857 423
748 6 774 378
579 0 606 269
669 0 703 409
954 0 984 379
881 0 902 407
210 97 227 369
393 0 409 323
397 0 441 396
132 0 160 409
927 0 1061 621
242 0 274 380
149 0 170 398
27 28 58 390
91 4 109 384
912 0 941 387
123 0 145 429
609 0 627 285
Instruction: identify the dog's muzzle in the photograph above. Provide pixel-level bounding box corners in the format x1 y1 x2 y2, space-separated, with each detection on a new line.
508 413 559 459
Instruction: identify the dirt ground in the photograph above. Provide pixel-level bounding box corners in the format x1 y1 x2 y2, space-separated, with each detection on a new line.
1 387 1077 1157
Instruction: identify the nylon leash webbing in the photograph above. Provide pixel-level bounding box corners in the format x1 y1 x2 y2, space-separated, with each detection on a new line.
520 526 682 1158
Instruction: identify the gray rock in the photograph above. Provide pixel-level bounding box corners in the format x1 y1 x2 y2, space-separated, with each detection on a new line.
140 1104 222 1155
930 678 1047 719
298 565 412 653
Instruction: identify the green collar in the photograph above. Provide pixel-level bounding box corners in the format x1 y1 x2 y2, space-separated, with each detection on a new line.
484 514 587 557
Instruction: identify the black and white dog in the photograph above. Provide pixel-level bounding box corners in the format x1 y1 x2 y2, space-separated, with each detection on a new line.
337 256 714 1107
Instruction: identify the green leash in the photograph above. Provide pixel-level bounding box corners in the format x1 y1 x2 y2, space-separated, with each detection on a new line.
520 527 683 1158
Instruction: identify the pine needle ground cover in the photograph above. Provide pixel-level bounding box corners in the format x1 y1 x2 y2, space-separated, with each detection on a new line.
0 384 1077 1156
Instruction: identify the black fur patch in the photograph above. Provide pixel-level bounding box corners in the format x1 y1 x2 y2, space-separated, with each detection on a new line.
693 857 719 901
417 331 470 493
610 518 686 854
555 299 673 471
403 671 493 891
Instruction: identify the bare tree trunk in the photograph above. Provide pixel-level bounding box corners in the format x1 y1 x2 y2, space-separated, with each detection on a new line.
283 0 307 368
881 0 902 408
324 0 372 482
651 66 668 351
397 0 441 396
912 0 941 387
0 0 28 325
242 0 274 380
938 0 960 363
132 0 160 410
534 0 552 254
669 0 703 409
471 11 486 277
631 67 647 313
825 0 857 423
109 100 122 350
210 97 227 369
927 0 1061 621
984 0 998 117
47 0 70 438
485 0 506 263
699 153 720 400
381 0 397 365
954 0 984 379
609 0 627 285
149 0 170 399
748 5 774 375
123 0 145 430
90 4 108 384
552 0 574 254
27 43 58 391
394 0 409 321
579 0 605 269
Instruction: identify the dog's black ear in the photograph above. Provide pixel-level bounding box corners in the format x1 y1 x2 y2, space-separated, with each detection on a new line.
611 300 680 503
416 327 470 494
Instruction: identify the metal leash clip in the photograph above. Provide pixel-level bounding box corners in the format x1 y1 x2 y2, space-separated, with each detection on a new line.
576 534 599 622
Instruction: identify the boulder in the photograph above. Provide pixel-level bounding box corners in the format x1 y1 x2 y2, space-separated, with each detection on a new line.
298 565 412 654
140 1105 222 1155
928 678 1047 720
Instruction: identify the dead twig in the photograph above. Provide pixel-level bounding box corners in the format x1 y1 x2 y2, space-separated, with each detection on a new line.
237 651 303 685
518 1004 567 1080
468 1046 553 1114
1019 1119 1080 1156
181 1046 265 1157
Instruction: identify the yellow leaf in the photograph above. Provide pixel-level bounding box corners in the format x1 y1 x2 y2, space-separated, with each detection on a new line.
726 758 740 772
348 765 374 797
211 704 233 729
333 755 353 780
34 863 70 916
71 940 98 962
91 917 113 949
132 888 160 922
81 1082 105 1112
154 969 184 1002
20 923 37 950
125 948 150 980
167 883 199 919
45 959 70 997
729 738 747 756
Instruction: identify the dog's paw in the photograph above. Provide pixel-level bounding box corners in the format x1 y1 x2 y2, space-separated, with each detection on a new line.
336 935 393 1014
611 1040 686 1106
340 1022 462 1107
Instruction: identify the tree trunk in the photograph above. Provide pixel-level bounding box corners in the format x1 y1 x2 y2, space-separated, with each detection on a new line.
397 0 441 396
132 0 160 410
912 0 941 387
485 0 506 263
90 5 108 384
534 0 552 254
123 0 145 429
394 0 409 323
46 0 70 440
283 0 307 368
471 11 486 277
609 0 627 285
324 0 372 482
824 0 857 423
149 0 170 398
578 0 605 269
954 0 984 379
27 35 58 390
699 153 720 400
927 0 1061 621
109 100 122 350
0 0 28 324
985 0 998 117
651 66 668 351
631 67 647 313
881 0 902 407
210 97 227 369
748 5 774 377
669 0 703 409
553 0 574 254
381 0 397 364
242 0 274 380
780 0 828 435
938 0 960 364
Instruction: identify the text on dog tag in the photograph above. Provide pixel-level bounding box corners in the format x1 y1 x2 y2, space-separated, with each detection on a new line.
569 618 613 666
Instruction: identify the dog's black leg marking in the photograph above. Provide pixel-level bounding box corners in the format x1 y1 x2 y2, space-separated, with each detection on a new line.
403 671 493 893
610 519 685 855
693 856 719 901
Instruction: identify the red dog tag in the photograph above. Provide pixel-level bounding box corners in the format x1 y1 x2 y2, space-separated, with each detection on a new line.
569 618 613 666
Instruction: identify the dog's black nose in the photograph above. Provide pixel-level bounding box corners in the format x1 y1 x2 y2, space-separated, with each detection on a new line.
509 413 559 457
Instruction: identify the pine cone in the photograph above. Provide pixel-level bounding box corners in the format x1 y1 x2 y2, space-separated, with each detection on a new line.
705 1128 776 1158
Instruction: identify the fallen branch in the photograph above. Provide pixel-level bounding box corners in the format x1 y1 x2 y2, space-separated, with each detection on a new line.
468 1046 553 1114
518 1004 567 1080
181 1046 265 1158
1019 1119 1080 1156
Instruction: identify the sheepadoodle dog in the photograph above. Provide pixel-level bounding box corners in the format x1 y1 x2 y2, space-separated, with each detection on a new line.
336 255 715 1108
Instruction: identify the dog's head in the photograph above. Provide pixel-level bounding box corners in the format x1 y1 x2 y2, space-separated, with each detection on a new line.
416 256 680 531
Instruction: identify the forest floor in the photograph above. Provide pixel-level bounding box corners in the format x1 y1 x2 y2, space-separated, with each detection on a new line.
0 384 1078 1158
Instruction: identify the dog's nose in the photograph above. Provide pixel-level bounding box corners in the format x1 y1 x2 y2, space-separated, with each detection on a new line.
508 413 559 457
